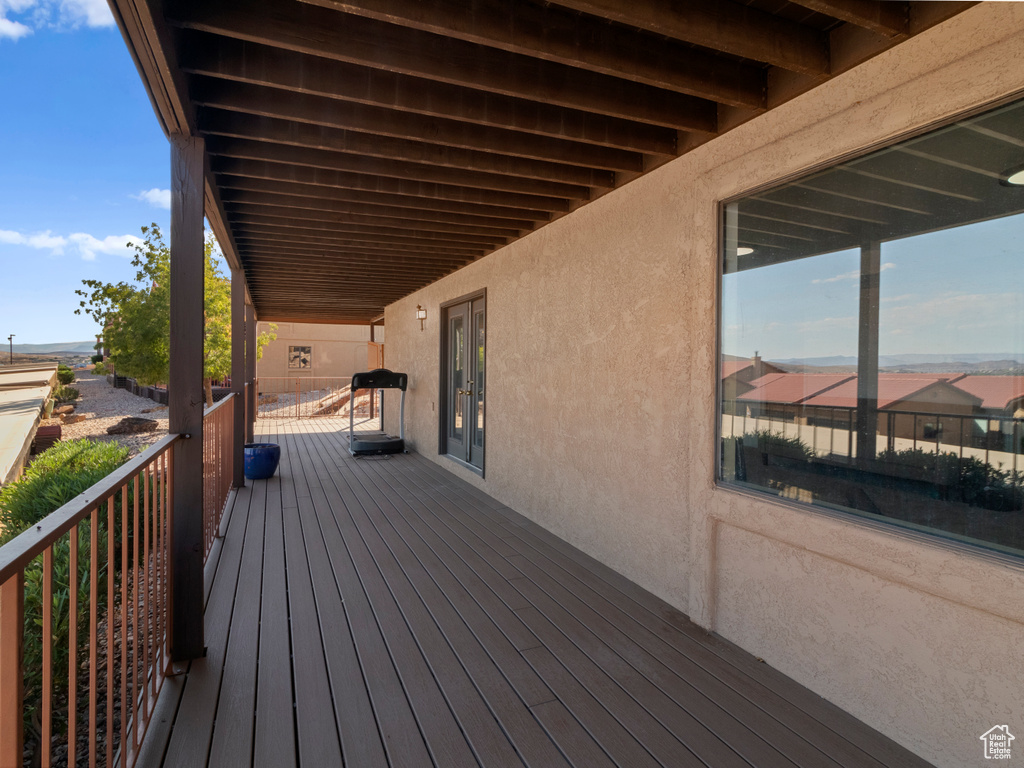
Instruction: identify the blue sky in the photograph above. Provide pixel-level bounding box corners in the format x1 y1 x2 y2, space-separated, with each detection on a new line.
0 0 169 344
722 214 1024 361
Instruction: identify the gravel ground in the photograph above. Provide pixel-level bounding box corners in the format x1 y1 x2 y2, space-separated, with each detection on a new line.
40 374 169 455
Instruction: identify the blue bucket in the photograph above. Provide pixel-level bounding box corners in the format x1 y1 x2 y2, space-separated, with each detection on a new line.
244 443 281 480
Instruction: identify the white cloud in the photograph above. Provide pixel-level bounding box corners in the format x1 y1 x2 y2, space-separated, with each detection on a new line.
0 227 139 259
0 0 113 39
0 228 65 252
812 262 895 285
0 15 31 38
133 188 171 210
68 232 142 261
57 0 112 27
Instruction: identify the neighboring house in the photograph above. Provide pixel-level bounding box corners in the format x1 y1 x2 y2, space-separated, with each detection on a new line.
720 355 786 400
956 375 1024 418
255 322 384 384
0 364 57 485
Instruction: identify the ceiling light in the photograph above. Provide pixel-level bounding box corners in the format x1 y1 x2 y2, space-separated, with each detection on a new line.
1001 164 1024 186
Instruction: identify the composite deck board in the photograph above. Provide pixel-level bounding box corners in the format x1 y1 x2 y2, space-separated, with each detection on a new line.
158 452 258 768
303 423 577 767
294 424 520 767
380 443 903 768
148 420 935 768
252 429 298 768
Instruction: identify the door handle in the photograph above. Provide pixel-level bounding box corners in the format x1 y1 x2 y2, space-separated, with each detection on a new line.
457 388 472 396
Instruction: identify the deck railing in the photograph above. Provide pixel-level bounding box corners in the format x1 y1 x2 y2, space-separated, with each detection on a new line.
0 435 178 768
255 377 371 420
203 394 234 560
722 401 1024 472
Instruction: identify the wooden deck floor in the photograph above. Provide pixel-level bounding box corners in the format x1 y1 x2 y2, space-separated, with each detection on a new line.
140 419 932 768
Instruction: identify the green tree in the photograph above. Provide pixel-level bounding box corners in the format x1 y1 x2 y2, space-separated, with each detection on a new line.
76 224 276 406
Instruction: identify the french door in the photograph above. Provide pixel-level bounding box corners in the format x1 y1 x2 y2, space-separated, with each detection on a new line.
443 294 485 471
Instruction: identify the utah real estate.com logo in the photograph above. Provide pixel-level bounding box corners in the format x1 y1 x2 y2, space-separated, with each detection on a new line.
980 725 1015 760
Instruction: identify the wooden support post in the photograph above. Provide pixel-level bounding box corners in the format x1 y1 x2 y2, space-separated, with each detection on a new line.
0 573 25 768
169 134 206 662
231 269 246 488
856 242 881 467
369 323 376 419
245 303 256 443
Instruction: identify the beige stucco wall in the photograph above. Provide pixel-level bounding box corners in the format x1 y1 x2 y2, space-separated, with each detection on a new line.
256 322 383 381
383 6 1024 766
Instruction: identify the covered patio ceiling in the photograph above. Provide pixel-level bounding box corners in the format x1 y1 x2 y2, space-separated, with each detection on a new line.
111 0 973 323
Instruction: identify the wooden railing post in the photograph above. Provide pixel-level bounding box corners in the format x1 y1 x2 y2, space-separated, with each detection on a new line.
245 303 256 443
0 573 25 768
231 268 246 488
169 133 206 662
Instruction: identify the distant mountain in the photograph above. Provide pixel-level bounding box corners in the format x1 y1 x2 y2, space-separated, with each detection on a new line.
772 353 1024 368
12 341 96 354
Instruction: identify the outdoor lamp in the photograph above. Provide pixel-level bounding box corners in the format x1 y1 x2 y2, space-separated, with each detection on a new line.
416 304 427 330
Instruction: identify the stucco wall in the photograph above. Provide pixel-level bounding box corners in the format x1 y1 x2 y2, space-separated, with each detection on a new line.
256 321 383 380
383 6 1024 766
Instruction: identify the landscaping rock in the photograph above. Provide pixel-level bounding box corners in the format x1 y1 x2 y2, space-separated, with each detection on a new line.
54 404 75 416
106 417 159 435
141 406 167 413
258 393 279 404
62 413 88 425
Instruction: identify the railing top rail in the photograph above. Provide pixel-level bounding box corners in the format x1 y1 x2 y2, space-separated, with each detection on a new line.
204 391 235 417
723 399 1024 424
0 433 180 584
256 376 353 382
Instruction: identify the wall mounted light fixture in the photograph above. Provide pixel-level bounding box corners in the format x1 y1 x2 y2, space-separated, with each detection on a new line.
416 304 427 331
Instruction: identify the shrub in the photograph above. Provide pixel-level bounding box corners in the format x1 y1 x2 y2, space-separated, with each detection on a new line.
57 366 75 386
0 440 131 735
743 429 815 460
92 361 107 375
90 354 103 364
52 384 79 403
876 446 1022 510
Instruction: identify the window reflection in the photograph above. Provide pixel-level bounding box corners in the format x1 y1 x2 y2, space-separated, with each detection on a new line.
720 99 1024 557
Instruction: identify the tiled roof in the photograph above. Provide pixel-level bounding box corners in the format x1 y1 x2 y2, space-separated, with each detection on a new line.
803 374 969 409
737 373 853 404
954 375 1024 410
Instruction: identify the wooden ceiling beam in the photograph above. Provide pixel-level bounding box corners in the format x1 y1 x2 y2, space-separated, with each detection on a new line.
243 267 462 285
210 157 571 213
206 136 592 201
246 274 437 289
245 273 457 287
235 239 482 266
297 0 765 108
219 188 536 231
169 1 718 131
239 252 470 270
786 0 908 38
191 77 645 172
237 242 482 263
546 0 829 75
215 174 550 223
222 193 524 238
229 217 484 251
255 312 386 323
231 223 483 256
226 206 507 246
230 218 499 250
177 30 679 154
197 108 616 189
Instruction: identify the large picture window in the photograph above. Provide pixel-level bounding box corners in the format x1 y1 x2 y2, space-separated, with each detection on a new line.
719 97 1024 557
